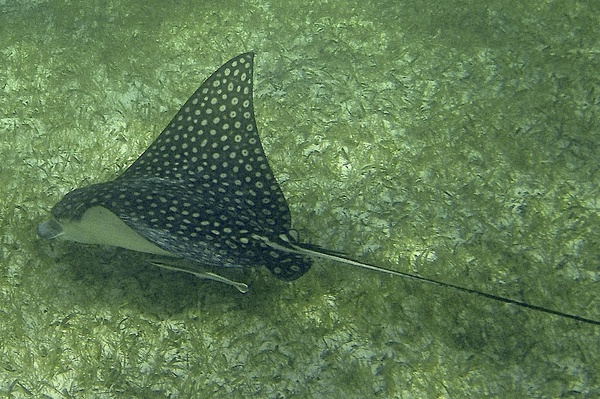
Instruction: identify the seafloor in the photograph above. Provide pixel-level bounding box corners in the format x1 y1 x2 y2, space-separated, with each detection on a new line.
1 0 598 397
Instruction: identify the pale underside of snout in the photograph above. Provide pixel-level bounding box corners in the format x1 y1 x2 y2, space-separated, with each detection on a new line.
37 205 174 257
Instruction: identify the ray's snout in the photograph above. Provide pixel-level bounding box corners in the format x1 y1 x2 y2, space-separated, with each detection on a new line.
37 219 63 240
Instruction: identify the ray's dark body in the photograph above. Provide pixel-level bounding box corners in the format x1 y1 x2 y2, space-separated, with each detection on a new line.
50 53 312 280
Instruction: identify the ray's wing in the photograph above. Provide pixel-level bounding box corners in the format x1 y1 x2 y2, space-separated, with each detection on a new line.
121 52 293 232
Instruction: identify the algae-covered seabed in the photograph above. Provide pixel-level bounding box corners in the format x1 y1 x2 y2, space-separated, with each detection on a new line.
1 0 599 397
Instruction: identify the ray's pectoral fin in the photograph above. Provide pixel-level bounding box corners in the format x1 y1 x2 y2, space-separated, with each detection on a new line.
255 233 313 282
149 258 249 293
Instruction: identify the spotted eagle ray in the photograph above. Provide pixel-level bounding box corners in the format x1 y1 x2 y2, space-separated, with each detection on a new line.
37 52 599 325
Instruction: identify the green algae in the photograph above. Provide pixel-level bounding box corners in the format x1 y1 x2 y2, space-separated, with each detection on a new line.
1 0 599 397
